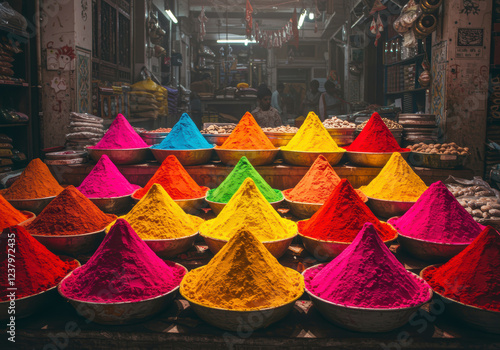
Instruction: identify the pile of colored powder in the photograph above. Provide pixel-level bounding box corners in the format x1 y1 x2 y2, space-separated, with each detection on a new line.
347 112 410 153
216 112 276 150
0 193 28 230
304 223 431 308
359 152 427 201
0 225 79 301
107 184 204 239
152 113 213 150
422 226 500 311
283 155 366 203
200 178 297 241
206 156 283 203
298 179 397 242
77 155 140 198
26 186 116 236
92 114 148 149
281 112 345 152
1 158 63 199
59 219 186 302
133 155 208 200
389 181 482 244
180 228 304 310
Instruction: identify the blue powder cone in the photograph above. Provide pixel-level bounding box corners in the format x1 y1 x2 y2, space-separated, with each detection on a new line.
152 113 214 150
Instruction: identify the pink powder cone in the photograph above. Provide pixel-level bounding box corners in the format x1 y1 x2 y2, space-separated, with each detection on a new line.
92 114 148 149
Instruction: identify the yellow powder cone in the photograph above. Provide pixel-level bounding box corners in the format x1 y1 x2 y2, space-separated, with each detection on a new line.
200 178 297 241
359 152 428 201
106 183 204 239
180 228 304 310
282 112 346 152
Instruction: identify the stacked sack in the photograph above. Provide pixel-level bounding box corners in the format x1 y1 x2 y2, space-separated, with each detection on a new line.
0 36 22 82
65 112 104 150
0 134 13 173
156 86 168 116
129 78 162 119
166 86 178 116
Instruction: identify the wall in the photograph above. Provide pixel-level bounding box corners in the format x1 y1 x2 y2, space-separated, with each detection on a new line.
433 0 492 174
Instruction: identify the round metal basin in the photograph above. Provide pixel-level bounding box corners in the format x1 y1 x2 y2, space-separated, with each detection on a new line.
304 265 432 332
366 197 416 219
143 232 198 259
132 188 208 214
263 132 296 147
281 150 345 167
58 263 187 325
202 134 230 146
28 229 106 256
409 152 468 169
150 148 214 166
87 147 151 165
5 196 56 215
205 197 283 216
346 151 410 167
326 128 356 146
215 148 280 166
140 132 169 146
87 194 133 214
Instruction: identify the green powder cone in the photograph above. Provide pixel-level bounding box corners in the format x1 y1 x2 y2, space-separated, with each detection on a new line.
206 156 283 203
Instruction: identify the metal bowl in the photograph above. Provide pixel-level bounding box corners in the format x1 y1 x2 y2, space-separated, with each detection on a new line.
366 197 416 219
58 263 187 325
326 128 356 146
19 210 36 224
388 218 469 262
303 265 432 332
298 229 398 261
150 148 214 166
132 188 208 214
346 151 410 167
215 148 280 166
143 232 198 259
409 151 468 169
205 197 284 216
420 266 500 334
281 150 345 167
5 196 56 215
200 232 297 259
87 147 151 165
0 257 80 320
180 272 303 331
202 134 230 146
28 229 106 256
87 194 133 214
140 132 169 146
263 132 296 147
282 189 367 219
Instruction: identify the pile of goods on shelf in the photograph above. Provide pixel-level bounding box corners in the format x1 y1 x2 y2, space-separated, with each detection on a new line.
408 142 469 155
65 112 104 150
200 124 236 134
262 125 299 133
0 134 14 173
128 78 168 119
0 108 28 123
0 35 22 82
323 117 355 128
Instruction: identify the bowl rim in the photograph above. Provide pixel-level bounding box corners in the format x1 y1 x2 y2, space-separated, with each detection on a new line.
58 262 187 305
131 188 208 202
140 131 170 136
303 264 433 311
409 150 469 157
199 230 298 244
282 188 367 204
324 127 356 131
85 193 134 200
150 146 215 151
346 150 411 155
5 195 57 202
201 133 232 137
280 149 346 154
30 227 107 239
0 256 80 304
263 131 298 136
142 231 199 242
297 229 397 245
87 146 151 151
214 147 280 152
19 210 35 219
420 265 500 314
367 196 417 205
180 268 304 312
205 190 284 205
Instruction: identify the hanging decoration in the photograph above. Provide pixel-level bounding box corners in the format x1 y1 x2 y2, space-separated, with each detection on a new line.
370 0 387 15
245 0 253 39
198 6 208 42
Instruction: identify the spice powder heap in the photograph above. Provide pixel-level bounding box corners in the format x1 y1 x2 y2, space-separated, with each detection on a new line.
26 186 117 236
216 112 276 150
133 155 208 200
299 179 397 242
200 178 297 241
180 228 304 310
107 184 204 239
206 156 283 203
347 112 409 153
389 181 483 244
422 226 500 311
77 155 140 198
1 158 63 200
152 113 213 150
284 155 366 203
304 223 431 308
60 219 186 303
0 225 79 301
359 152 427 202
0 193 28 231
282 112 345 152
92 114 148 149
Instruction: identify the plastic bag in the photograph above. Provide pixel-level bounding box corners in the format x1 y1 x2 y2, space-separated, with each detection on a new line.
0 2 27 31
393 0 421 34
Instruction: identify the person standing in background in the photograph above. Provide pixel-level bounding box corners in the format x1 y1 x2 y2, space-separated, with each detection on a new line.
252 87 283 128
271 83 284 115
301 80 321 116
319 80 342 121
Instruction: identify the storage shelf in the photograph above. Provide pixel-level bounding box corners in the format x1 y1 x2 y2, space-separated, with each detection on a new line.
0 123 29 127
386 87 428 95
384 53 426 66
0 24 29 38
0 81 29 87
